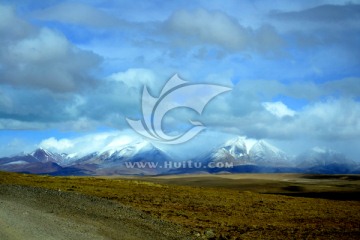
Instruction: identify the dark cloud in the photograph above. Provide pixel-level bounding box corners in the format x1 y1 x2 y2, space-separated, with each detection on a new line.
0 86 81 124
323 77 360 97
0 4 102 92
270 4 360 22
163 9 284 54
31 2 127 28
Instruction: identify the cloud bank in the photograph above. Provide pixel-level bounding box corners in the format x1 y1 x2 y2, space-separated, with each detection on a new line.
0 1 359 159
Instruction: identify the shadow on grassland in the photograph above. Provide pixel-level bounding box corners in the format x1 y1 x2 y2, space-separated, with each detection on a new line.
301 174 360 181
273 191 360 201
142 174 360 201
270 174 360 200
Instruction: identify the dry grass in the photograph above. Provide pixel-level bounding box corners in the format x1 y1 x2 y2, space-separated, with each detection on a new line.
1 171 360 239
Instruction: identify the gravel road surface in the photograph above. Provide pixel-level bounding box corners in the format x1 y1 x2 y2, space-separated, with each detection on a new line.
0 185 194 240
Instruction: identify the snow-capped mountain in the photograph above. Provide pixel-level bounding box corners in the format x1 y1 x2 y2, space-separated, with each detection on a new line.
0 148 64 174
78 140 170 165
206 136 251 165
0 148 62 166
57 152 80 166
203 138 292 168
66 140 171 175
249 140 292 167
31 148 63 163
0 137 358 175
296 147 356 173
0 139 172 175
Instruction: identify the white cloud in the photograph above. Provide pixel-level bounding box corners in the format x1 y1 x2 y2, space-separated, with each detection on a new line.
299 98 360 140
262 101 296 118
40 137 74 152
103 135 135 151
108 68 157 89
38 131 139 155
217 97 360 142
11 28 70 62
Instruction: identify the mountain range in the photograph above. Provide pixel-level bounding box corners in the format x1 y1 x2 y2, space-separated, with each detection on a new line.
0 137 358 175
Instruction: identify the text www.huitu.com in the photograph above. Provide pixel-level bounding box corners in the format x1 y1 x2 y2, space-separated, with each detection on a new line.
123 161 234 169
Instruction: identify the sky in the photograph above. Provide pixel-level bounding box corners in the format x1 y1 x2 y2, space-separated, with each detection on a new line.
0 0 359 160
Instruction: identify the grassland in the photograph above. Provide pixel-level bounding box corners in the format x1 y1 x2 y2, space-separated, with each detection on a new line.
1 171 360 239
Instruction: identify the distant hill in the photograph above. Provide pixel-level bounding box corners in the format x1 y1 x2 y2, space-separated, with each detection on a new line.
0 137 358 175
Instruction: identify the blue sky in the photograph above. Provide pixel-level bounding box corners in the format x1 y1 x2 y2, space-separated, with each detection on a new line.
0 1 359 159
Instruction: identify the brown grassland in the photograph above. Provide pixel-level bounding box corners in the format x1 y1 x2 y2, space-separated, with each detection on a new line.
1 171 360 239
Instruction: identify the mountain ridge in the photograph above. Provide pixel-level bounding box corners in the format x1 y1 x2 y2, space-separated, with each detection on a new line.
0 137 358 175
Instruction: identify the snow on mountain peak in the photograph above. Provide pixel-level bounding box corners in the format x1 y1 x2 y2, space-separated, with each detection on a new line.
132 139 154 151
31 148 53 158
249 140 290 166
31 147 49 156
206 136 250 165
103 136 135 153
296 147 355 169
100 139 160 160
221 136 247 158
30 148 63 163
311 147 340 155
250 140 283 155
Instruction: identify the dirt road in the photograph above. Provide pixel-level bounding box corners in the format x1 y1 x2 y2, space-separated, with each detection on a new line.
0 185 193 240
0 198 107 240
